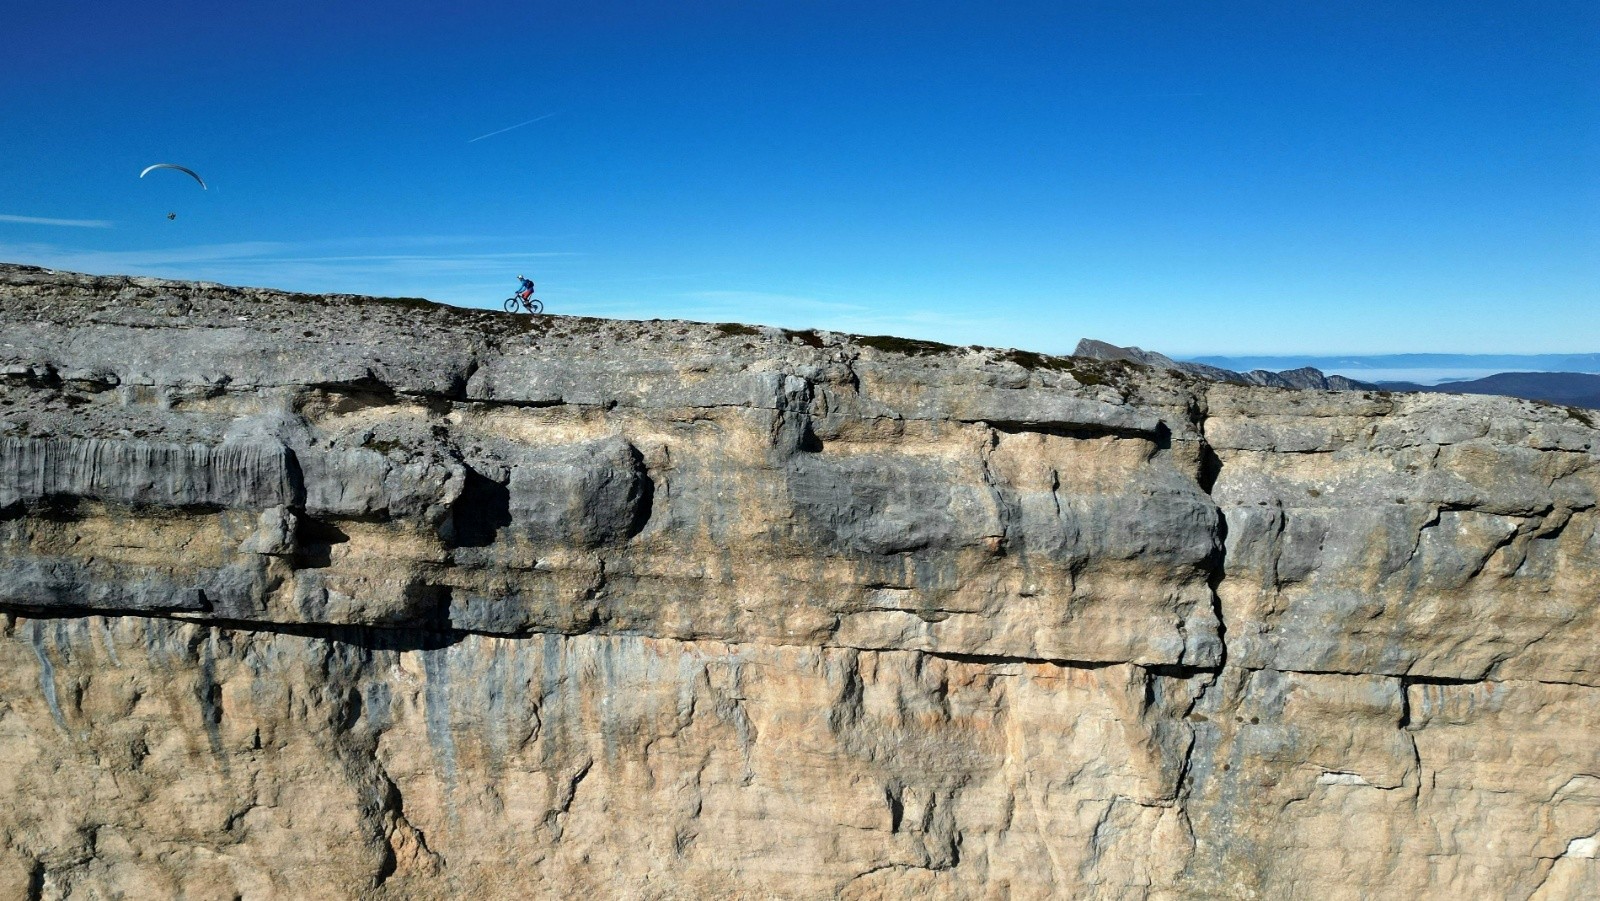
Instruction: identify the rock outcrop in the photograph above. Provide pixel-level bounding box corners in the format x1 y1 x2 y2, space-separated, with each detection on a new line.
1 264 1597 899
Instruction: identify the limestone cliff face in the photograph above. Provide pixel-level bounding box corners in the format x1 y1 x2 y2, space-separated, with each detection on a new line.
0 264 1597 899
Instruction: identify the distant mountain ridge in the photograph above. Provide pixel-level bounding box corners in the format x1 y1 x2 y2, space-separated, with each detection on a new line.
1376 372 1600 410
1077 342 1600 410
1191 353 1600 374
1074 340 1375 391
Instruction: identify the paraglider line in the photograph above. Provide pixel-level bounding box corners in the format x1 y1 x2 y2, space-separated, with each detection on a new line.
468 113 556 143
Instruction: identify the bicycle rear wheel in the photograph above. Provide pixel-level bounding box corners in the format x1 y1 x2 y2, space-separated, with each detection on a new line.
528 299 544 314
503 297 521 313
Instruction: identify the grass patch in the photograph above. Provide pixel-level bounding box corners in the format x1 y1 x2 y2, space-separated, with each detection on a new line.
783 328 826 348
1001 349 1076 373
1068 365 1108 387
856 334 956 356
714 322 761 337
335 294 445 313
1565 406 1595 428
501 312 554 335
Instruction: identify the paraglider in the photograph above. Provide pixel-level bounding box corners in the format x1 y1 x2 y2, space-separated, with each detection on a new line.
166 212 177 220
139 163 207 189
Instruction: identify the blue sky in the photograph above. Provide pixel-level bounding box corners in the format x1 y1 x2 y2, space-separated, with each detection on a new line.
2 1 1595 355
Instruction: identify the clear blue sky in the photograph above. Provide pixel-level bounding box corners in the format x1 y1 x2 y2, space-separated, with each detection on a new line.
2 1 1595 355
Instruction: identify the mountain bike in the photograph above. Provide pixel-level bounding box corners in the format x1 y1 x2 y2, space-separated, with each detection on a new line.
504 295 544 314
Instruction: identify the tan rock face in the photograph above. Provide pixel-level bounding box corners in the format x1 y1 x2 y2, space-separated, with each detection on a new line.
1208 388 1600 685
0 264 1597 898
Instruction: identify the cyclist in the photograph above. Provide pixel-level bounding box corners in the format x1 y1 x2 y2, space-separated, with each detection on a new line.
516 275 536 306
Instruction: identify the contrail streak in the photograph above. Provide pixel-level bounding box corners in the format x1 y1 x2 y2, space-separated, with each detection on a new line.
468 113 556 143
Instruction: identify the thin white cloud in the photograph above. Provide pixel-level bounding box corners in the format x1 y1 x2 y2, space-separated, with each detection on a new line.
259 252 581 264
0 241 290 271
0 214 114 229
468 113 557 143
573 288 1000 343
0 238 1042 343
0 237 583 314
627 287 1029 347
0 240 579 273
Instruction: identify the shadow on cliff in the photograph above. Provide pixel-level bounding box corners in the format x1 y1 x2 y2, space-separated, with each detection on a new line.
451 468 513 548
1 605 468 653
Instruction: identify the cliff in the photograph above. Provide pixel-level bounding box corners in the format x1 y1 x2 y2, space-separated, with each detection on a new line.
1 263 1598 899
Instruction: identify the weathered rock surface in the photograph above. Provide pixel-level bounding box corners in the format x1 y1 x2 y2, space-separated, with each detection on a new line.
1 263 1597 899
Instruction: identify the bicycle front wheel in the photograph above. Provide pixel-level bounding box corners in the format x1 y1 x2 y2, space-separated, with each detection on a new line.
503 297 521 313
528 299 544 314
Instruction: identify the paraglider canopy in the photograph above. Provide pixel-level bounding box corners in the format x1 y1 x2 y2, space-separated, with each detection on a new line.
139 164 207 190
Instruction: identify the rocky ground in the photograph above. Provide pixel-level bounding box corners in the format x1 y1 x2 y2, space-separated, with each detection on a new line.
1 263 1597 899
